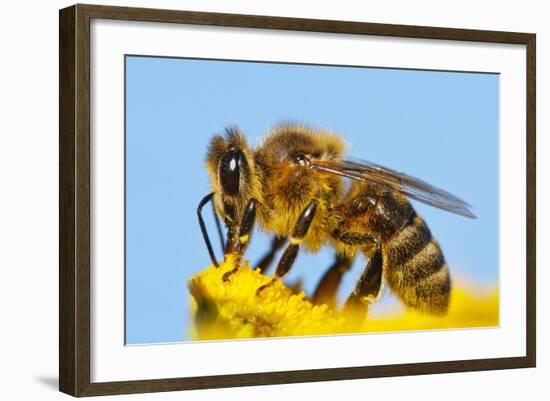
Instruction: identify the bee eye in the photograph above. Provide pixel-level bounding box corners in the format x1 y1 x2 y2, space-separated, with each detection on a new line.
219 149 245 196
293 153 309 166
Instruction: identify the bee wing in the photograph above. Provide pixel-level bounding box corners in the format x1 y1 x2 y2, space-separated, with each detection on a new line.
310 159 476 219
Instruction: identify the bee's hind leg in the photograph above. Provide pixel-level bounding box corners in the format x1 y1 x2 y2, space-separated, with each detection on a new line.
254 236 286 274
343 245 383 325
256 200 317 296
311 254 354 307
222 198 257 282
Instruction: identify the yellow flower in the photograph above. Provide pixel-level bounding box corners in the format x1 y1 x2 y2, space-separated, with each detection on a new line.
188 257 499 340
362 285 499 333
188 255 347 340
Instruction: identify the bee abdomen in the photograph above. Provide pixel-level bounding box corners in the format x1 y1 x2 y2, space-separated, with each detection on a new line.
384 213 432 268
383 212 451 314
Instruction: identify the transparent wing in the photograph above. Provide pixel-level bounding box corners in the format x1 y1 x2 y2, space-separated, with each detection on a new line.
310 159 476 219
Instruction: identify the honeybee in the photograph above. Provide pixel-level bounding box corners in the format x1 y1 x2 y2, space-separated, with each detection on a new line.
198 125 475 317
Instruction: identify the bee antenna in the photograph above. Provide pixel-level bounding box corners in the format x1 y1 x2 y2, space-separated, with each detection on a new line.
197 193 219 267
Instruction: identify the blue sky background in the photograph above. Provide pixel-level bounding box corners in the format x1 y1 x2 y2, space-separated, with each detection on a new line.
125 56 499 344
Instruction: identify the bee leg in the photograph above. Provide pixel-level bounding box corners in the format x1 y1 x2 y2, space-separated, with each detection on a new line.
222 228 236 258
311 254 354 307
343 245 383 324
256 200 317 296
222 199 257 282
233 199 257 259
255 236 286 274
222 202 237 255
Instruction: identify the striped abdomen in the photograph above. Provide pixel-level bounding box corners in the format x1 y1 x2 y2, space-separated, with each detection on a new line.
382 210 450 315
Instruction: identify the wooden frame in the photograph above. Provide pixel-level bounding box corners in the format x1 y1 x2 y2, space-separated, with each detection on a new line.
59 3 536 397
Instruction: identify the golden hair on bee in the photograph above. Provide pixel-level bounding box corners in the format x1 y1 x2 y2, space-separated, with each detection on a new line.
257 124 347 163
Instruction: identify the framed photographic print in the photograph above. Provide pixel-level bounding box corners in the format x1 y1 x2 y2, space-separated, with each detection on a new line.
59 4 536 397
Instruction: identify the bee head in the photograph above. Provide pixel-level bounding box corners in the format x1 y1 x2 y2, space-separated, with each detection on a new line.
205 127 261 226
207 127 253 196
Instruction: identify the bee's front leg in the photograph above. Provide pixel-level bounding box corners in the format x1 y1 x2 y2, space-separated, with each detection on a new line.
233 199 257 260
256 200 317 295
222 198 257 281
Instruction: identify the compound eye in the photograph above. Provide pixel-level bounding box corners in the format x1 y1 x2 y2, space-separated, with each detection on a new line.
293 153 309 166
219 149 245 196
